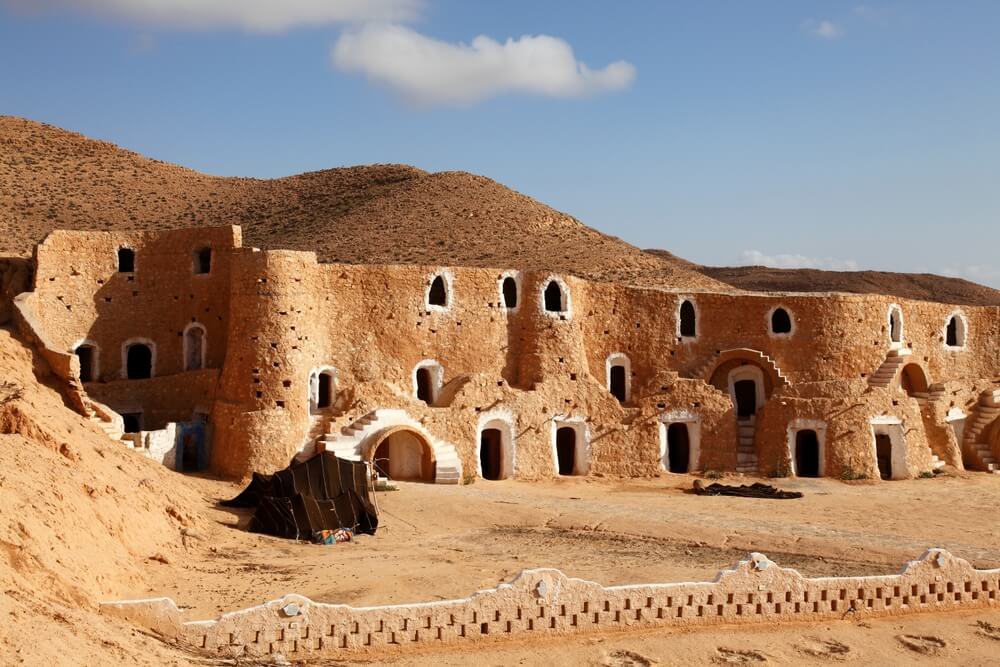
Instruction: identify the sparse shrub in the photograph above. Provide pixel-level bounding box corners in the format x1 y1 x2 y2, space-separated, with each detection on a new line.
462 472 476 485
703 469 722 480
840 466 867 481
918 471 934 479
769 462 791 478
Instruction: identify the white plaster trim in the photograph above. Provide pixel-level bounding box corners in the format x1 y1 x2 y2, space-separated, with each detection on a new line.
121 337 156 379
551 416 590 476
766 305 795 338
71 337 100 382
476 409 517 480
942 310 968 351
887 304 904 344
424 269 454 313
870 418 909 481
727 365 766 414
182 322 207 371
497 270 522 312
786 418 827 477
539 275 572 319
605 352 631 403
945 407 966 422
413 359 444 404
676 296 699 342
308 365 338 413
349 409 463 483
657 410 701 473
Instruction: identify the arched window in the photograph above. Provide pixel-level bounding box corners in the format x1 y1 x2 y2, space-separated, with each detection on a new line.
117 247 135 273
183 323 206 371
193 247 212 274
74 342 98 382
124 342 153 379
679 300 696 338
427 275 448 307
543 281 564 312
770 307 792 335
888 305 903 344
502 276 518 308
606 353 630 403
945 313 967 348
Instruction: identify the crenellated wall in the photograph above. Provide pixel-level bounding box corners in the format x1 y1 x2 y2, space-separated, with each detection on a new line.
16 225 1000 481
99 549 1000 660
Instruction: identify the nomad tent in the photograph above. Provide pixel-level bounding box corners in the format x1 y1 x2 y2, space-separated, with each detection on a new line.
222 452 379 540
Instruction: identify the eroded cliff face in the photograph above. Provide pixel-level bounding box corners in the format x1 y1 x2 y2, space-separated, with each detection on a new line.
16 225 1000 481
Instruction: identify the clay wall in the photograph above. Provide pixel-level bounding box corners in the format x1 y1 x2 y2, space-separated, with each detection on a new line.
99 549 1000 661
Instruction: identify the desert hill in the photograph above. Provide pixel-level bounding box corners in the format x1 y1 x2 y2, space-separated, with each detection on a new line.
3 115 999 306
0 116 724 291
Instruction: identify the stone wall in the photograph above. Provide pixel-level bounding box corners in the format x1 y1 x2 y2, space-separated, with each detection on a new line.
99 549 1000 660
16 225 1000 481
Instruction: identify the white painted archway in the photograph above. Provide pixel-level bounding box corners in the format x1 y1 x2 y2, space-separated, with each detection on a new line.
727 365 766 415
476 410 516 480
658 410 701 473
786 418 827 477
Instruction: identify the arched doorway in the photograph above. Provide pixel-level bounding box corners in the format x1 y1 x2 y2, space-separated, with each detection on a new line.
794 430 820 477
480 428 503 480
733 380 758 418
666 423 690 473
900 363 929 397
875 434 893 480
555 426 576 475
370 429 435 482
317 372 333 408
415 367 433 403
125 343 153 379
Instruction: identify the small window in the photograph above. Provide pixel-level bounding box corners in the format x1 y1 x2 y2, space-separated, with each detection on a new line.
428 275 447 307
679 300 696 338
184 325 205 371
771 308 792 334
193 247 212 274
888 306 903 343
609 365 627 403
945 314 966 348
125 343 153 379
502 277 518 308
544 281 564 312
416 367 433 404
118 247 135 273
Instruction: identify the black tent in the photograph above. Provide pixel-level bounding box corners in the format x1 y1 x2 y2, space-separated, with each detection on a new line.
223 452 379 540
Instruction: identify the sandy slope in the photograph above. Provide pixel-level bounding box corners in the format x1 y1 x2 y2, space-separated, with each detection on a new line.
0 328 204 665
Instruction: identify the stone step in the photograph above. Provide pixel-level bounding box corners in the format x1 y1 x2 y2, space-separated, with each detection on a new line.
737 452 756 464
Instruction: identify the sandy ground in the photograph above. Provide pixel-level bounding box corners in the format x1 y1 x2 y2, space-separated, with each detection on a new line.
138 473 1000 621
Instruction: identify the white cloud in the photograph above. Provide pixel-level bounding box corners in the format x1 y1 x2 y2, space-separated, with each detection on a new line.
740 250 860 272
3 0 421 32
803 18 844 40
332 24 636 107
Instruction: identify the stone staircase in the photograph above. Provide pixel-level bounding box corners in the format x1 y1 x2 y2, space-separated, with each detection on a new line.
735 416 758 475
83 399 140 450
963 389 1000 474
910 383 947 404
868 346 912 389
690 349 790 388
317 409 462 484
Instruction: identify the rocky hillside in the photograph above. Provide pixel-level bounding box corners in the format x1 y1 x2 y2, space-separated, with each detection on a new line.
0 116 725 291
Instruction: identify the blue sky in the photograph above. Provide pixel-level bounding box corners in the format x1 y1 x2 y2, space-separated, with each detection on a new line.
1 1 998 286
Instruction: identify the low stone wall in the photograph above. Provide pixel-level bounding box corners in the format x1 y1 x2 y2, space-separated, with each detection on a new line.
101 549 999 660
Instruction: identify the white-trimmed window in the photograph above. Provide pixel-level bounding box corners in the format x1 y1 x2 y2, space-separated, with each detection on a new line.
309 367 337 412
498 271 520 310
768 306 794 336
425 270 453 311
887 304 904 344
677 298 697 340
944 311 968 349
606 352 631 403
540 276 571 317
